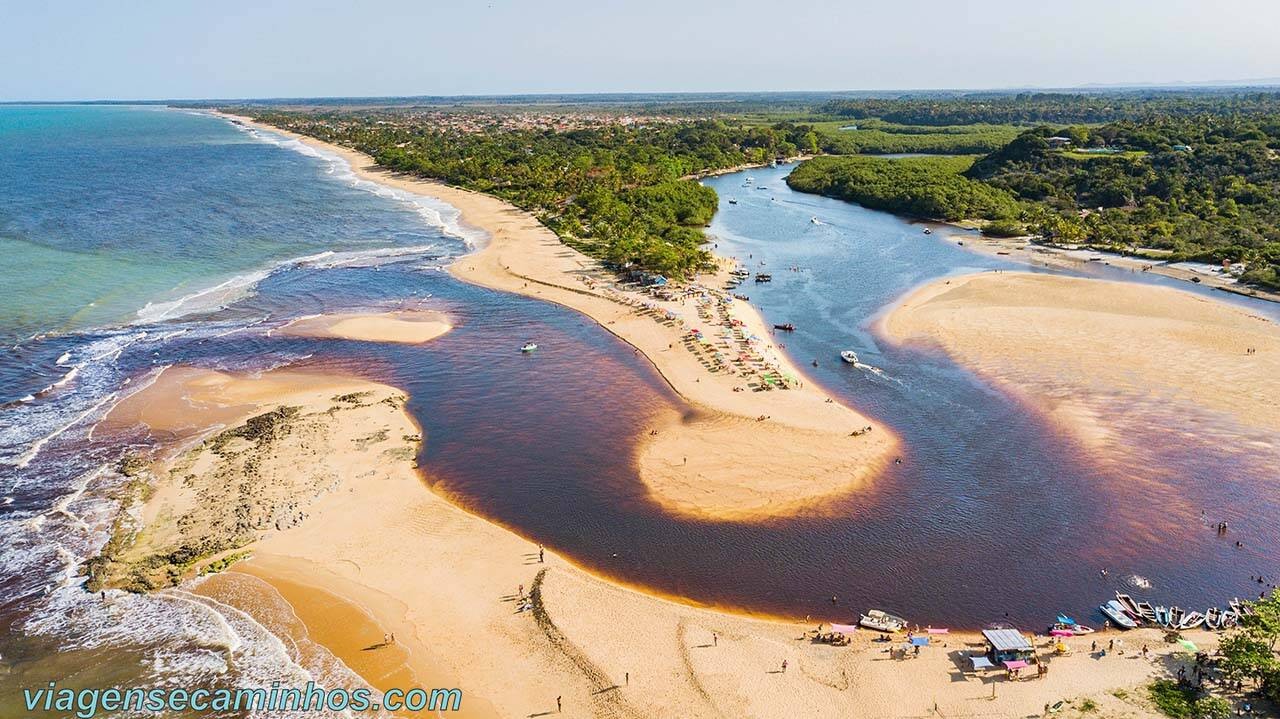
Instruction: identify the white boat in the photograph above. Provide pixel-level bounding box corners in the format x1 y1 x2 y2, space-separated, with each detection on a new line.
520 342 538 353
1177 611 1205 631
859 609 907 633
810 216 821 224
840 350 859 364
1100 600 1138 629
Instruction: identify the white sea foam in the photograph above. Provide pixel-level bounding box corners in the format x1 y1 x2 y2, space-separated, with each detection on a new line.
223 114 488 251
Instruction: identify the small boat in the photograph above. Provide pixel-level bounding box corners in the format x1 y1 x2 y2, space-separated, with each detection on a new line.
1178 611 1205 631
922 228 932 235
840 350 859 364
1055 614 1095 633
1100 600 1138 629
1205 607 1222 630
773 323 795 332
754 273 772 282
728 198 738 205
859 609 907 633
810 216 821 224
1168 606 1185 628
1136 601 1156 622
520 342 538 353
1116 592 1143 621
1154 606 1169 626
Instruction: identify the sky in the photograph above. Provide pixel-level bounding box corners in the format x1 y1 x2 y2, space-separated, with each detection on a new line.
3 0 1279 101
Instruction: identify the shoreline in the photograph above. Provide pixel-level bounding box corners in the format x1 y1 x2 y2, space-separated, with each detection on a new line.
118 363 1211 718
221 111 898 522
953 232 1280 304
882 270 1280 458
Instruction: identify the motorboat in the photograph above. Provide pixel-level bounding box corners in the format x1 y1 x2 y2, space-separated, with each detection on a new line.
1099 600 1138 629
520 342 538 353
840 350 859 364
859 609 907 633
1055 614 1095 634
810 216 822 224
774 323 795 332
922 228 933 235
1177 611 1205 631
728 198 738 205
754 273 772 282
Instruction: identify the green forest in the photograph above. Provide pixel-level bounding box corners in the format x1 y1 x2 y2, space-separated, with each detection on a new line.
786 156 1021 222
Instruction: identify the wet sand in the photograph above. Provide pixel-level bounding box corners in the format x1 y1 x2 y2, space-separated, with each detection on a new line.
278 310 452 345
883 271 1280 441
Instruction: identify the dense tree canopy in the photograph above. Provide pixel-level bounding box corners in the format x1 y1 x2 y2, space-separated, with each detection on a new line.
786 155 1021 222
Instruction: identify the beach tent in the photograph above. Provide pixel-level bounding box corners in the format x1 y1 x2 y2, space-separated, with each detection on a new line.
1003 660 1029 670
969 656 995 671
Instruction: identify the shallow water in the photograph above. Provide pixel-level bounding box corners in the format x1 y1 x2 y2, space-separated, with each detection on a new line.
3 108 1279 705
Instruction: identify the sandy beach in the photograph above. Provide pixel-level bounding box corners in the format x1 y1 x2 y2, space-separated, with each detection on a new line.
222 112 896 523
883 271 1280 449
955 233 1280 304
277 310 452 344
105 363 1209 718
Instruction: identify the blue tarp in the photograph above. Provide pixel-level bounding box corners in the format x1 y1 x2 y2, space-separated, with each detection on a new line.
910 636 930 646
970 655 995 671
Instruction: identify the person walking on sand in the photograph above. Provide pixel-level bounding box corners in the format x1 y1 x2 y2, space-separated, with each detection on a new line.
539 545 545 563
713 633 718 647
781 659 788 674
556 696 561 713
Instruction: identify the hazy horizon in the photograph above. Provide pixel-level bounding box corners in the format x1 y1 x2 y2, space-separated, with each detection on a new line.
3 0 1280 102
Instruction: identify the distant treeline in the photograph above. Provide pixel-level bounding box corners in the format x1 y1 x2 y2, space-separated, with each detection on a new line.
246 112 820 277
971 119 1280 288
814 119 1020 155
788 111 1280 290
820 92 1280 126
786 156 1021 222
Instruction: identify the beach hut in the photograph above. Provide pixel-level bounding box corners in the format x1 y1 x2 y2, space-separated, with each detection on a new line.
981 628 1035 665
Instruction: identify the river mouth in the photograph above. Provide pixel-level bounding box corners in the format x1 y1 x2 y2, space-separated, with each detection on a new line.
5 110 1279 704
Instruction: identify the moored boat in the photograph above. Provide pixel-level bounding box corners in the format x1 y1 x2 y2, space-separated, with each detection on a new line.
774 323 795 331
1100 600 1138 629
859 609 907 633
754 273 772 282
1177 611 1205 630
1204 607 1222 630
1136 601 1156 622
